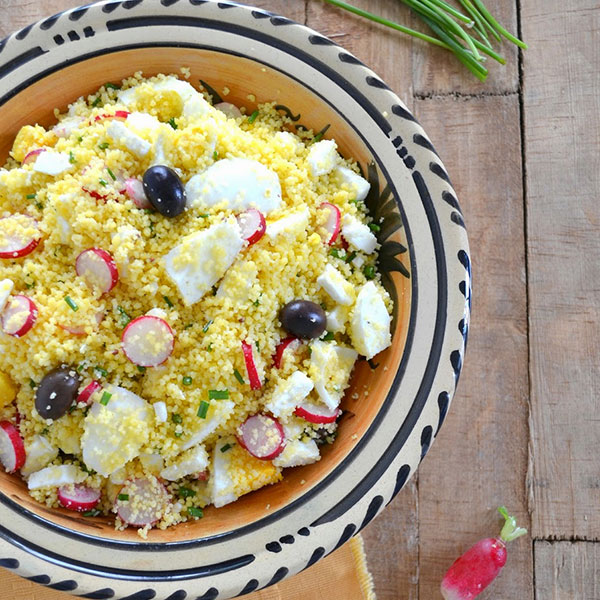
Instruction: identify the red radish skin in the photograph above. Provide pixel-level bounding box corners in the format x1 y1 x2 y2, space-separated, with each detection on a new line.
319 202 341 245
76 248 119 294
294 400 341 424
115 478 169 527
77 380 102 405
1 295 38 337
58 484 101 512
125 178 151 209
272 336 300 369
237 414 285 460
241 341 262 389
92 110 130 123
0 420 25 473
441 507 527 600
122 316 174 367
195 471 209 482
236 209 266 245
0 215 41 259
21 148 46 165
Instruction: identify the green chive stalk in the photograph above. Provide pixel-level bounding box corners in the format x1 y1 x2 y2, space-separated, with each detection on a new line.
321 0 526 81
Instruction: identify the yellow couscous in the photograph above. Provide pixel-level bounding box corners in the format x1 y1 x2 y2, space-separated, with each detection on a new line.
0 71 392 536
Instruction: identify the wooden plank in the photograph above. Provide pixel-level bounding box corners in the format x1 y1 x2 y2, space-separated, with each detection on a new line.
0 0 80 37
522 0 600 539
534 541 600 600
244 0 306 22
412 0 519 95
415 95 533 599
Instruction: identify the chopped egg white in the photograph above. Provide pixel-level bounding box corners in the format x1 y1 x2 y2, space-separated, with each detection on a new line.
160 445 209 481
266 207 310 241
28 464 86 490
265 371 314 418
0 279 14 314
317 263 355 306
181 400 235 451
307 139 338 176
335 166 370 201
341 214 378 254
153 401 168 423
21 434 58 477
32 151 72 176
273 437 320 468
106 120 151 157
310 341 358 410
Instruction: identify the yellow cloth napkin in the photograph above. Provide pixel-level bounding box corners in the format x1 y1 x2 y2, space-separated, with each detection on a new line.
0 535 376 600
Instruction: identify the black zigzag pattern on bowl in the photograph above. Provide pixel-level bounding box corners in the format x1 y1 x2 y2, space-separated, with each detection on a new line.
235 579 258 597
359 495 384 530
420 425 433 461
196 588 219 600
120 589 156 600
164 591 187 600
436 391 450 436
305 547 325 570
79 590 115 599
48 579 78 591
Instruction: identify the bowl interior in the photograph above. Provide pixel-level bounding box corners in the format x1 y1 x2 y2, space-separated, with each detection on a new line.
0 47 411 543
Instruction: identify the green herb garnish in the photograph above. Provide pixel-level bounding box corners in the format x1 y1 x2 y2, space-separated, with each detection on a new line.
69 151 76 164
178 487 196 499
98 142 110 150
188 507 204 518
25 281 35 289
117 305 131 328
220 443 233 453
100 391 112 406
26 193 36 200
208 389 229 400
174 431 183 438
182 376 193 387
233 369 245 385
206 343 213 353
117 493 129 501
198 214 209 219
345 251 357 264
83 509 101 517
137 366 146 374
91 96 102 107
202 319 213 333
35 202 43 210
368 223 381 232
99 178 108 187
64 296 78 312
95 366 108 378
247 110 259 124
322 331 335 341
363 265 376 280
330 248 342 259
172 413 183 424
107 167 117 181
168 117 178 130
104 82 121 90
29 378 36 389
212 150 219 160
183 323 193 330
163 295 174 308
77 136 83 143
197 400 209 419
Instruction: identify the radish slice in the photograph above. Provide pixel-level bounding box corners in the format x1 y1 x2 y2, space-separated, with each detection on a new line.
294 400 341 424
319 202 341 245
125 177 151 209
93 110 130 123
82 187 110 202
76 248 119 294
52 116 84 138
1 295 38 337
58 484 101 512
115 478 169 527
195 470 209 481
122 316 174 367
0 215 41 259
0 420 26 473
273 336 301 369
77 380 102 405
215 102 242 119
237 414 285 460
21 148 46 165
241 340 262 390
236 208 266 245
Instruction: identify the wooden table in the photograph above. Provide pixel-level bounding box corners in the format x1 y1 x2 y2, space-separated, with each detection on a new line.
1 1 598 598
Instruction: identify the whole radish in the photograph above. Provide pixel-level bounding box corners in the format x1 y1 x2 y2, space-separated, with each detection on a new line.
441 507 527 600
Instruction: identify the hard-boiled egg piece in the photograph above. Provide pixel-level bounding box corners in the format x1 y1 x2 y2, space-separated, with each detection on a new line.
273 436 320 468
32 151 73 176
341 214 378 254
21 434 58 477
106 120 151 157
264 371 314 418
28 464 86 490
266 207 310 241
317 263 355 306
307 139 338 176
0 279 14 313
335 166 370 202
181 400 234 451
160 445 209 481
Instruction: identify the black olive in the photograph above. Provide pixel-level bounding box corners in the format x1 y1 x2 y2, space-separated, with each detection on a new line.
35 367 81 420
142 165 186 218
280 300 327 339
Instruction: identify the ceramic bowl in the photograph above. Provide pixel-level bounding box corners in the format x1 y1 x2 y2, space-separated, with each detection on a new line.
0 1 470 598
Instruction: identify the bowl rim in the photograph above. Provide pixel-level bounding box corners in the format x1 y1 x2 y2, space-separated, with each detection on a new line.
0 0 471 597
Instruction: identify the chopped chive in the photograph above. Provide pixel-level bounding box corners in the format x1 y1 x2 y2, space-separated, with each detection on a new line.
188 506 204 518
64 296 78 312
77 363 86 372
312 132 324 143
329 248 342 259
117 305 131 327
363 265 376 280
233 369 245 385
178 486 196 498
69 151 76 164
174 431 183 438
29 378 36 389
137 366 146 373
117 493 129 501
26 193 36 200
220 443 233 453
107 167 117 181
345 251 357 264
25 281 35 289
197 400 210 418
100 391 112 406
99 178 108 187
247 110 259 124
95 366 108 378
183 323 193 330
322 331 335 341
252 298 260 307
77 136 83 143
104 82 121 90
163 295 174 308
212 150 218 160
98 142 110 150
91 96 102 107
40 427 49 435
198 213 209 219
83 509 101 517
172 413 183 424
369 223 381 232
367 358 380 370
182 376 193 386
208 389 229 400
207 343 213 352
35 202 43 210
202 319 213 333
168 117 178 130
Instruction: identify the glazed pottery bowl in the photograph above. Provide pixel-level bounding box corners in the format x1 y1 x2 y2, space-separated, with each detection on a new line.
0 1 470 598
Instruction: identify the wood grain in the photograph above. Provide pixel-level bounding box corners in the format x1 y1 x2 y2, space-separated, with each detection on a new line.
535 541 600 600
522 0 600 540
414 94 532 599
